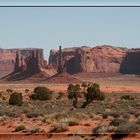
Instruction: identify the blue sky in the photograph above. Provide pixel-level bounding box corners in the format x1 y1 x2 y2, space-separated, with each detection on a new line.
0 0 140 6
0 1 140 58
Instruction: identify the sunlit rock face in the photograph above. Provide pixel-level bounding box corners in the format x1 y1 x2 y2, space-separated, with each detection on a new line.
49 45 127 74
0 48 47 77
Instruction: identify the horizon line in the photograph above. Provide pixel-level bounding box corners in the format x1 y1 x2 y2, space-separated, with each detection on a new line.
0 4 140 7
0 2 140 7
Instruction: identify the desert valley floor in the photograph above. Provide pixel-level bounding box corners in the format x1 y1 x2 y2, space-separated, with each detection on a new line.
0 74 140 140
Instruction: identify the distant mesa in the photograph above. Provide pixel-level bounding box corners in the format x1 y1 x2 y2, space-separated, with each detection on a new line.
49 45 140 75
1 48 50 82
0 45 140 83
1 46 79 83
46 45 80 83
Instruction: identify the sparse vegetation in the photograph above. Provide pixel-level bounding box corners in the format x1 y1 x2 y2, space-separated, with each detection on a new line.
115 121 140 135
67 84 81 107
64 120 79 126
92 124 107 135
136 117 140 125
86 83 105 100
0 107 20 117
56 91 64 100
6 89 13 93
14 124 25 132
109 118 128 127
49 124 68 133
81 82 87 93
67 82 105 108
9 92 23 106
121 95 135 100
25 89 29 93
81 83 105 108
0 82 140 137
23 125 43 134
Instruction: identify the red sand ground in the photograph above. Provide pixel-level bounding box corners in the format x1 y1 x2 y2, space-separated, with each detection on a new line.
1 71 80 84
45 72 80 84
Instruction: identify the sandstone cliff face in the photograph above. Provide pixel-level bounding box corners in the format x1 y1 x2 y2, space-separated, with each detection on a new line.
48 45 136 74
120 49 140 74
0 48 47 78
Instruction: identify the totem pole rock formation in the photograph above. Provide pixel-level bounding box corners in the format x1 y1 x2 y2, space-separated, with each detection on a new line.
14 50 41 75
14 51 21 73
25 50 41 74
57 45 64 73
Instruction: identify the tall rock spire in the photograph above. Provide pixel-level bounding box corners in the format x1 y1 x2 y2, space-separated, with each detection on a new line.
57 45 63 73
20 56 26 71
14 50 20 72
12 48 47 76
35 50 41 73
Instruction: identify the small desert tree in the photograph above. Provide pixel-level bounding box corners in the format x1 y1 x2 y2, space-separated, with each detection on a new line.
81 83 105 108
67 84 81 107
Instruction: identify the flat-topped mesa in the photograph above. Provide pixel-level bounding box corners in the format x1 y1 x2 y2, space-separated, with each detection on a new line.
48 45 140 74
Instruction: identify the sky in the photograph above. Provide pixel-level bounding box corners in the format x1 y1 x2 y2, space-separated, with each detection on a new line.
0 0 140 6
0 1 140 58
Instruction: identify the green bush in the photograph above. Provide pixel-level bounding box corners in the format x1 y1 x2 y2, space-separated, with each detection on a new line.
15 125 25 132
30 86 52 100
30 94 38 100
110 118 128 127
9 92 23 106
121 95 135 100
115 121 140 134
86 83 105 101
67 84 74 99
67 84 81 107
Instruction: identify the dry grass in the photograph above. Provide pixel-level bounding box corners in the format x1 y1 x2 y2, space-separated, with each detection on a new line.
0 76 140 137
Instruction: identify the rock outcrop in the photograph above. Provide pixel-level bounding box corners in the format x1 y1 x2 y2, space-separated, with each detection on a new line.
14 50 41 75
57 45 64 73
0 48 47 78
47 46 80 83
49 45 140 74
1 45 140 82
120 49 140 74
